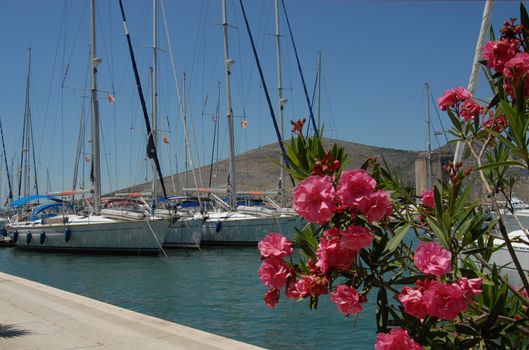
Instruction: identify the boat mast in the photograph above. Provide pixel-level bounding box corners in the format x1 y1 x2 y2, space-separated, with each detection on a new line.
317 51 322 132
90 0 102 214
222 0 237 210
23 48 32 197
275 0 286 207
151 0 158 200
0 116 13 204
425 82 433 189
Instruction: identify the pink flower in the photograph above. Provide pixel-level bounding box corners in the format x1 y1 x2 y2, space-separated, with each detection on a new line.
258 232 293 259
459 99 483 122
336 169 376 208
294 275 329 298
263 288 280 308
315 236 356 274
437 87 472 111
423 281 468 320
293 175 337 225
340 225 374 251
258 257 290 289
360 190 393 223
376 328 423 350
285 279 302 300
503 52 529 98
398 286 427 320
456 277 483 301
413 242 452 276
482 39 520 72
421 190 435 209
330 284 365 316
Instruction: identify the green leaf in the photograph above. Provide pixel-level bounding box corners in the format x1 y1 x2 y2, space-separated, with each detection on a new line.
521 3 529 54
385 224 410 253
475 160 525 171
426 216 449 248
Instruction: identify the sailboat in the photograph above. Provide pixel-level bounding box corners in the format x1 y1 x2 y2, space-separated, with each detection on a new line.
199 0 303 245
6 0 168 255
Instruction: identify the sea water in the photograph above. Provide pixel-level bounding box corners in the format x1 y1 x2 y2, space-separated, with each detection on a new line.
0 247 376 349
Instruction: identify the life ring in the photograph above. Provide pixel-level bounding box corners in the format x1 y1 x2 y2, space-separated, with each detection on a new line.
40 231 46 244
64 228 71 242
26 232 32 245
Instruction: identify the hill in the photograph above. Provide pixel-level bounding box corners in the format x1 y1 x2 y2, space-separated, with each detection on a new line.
114 138 421 201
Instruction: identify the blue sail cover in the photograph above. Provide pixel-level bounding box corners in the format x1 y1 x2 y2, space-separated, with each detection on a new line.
10 195 57 208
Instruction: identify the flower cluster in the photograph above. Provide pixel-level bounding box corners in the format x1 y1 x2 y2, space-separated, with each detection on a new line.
398 242 482 321
376 328 423 350
437 87 483 122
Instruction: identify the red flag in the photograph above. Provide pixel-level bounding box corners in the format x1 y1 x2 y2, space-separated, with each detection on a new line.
162 135 169 144
107 94 116 103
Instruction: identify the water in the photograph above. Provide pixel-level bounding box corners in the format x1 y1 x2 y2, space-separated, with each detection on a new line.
0 247 376 349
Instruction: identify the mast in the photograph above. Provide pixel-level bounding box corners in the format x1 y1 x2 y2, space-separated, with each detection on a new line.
151 0 158 200
222 0 237 210
0 116 13 204
317 51 322 131
425 83 433 189
90 0 102 214
23 48 32 197
275 0 287 207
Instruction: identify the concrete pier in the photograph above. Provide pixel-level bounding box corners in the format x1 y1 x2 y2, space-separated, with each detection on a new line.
0 272 264 350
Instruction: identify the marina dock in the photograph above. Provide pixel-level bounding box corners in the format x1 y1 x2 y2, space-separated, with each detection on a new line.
0 272 263 350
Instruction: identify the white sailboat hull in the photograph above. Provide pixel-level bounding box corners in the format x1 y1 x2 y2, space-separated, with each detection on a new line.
7 215 168 256
164 216 203 249
201 212 304 245
491 230 529 285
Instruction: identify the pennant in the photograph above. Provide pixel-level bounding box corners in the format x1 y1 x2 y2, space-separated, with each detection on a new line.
241 119 248 129
162 135 169 144
107 94 116 104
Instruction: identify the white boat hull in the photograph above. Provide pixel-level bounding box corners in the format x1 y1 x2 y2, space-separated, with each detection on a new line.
7 215 168 256
201 213 304 245
164 216 203 249
491 230 529 285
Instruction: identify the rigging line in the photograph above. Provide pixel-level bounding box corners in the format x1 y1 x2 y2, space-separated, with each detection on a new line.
72 56 89 197
430 92 453 155
322 74 339 141
305 67 318 139
118 0 168 199
39 0 68 158
29 105 39 195
160 0 202 199
0 116 13 202
280 0 319 139
238 0 294 187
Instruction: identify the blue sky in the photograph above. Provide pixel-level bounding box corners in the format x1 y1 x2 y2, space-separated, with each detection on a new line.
0 0 522 197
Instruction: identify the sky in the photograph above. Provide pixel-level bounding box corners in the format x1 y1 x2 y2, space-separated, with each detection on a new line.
0 0 523 198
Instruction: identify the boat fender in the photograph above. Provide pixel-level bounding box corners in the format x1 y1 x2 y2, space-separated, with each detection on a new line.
215 221 222 233
26 232 32 245
0 228 7 237
13 231 18 243
40 231 46 244
64 228 71 242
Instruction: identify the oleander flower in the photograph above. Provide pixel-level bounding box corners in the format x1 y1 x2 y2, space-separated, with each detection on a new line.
360 190 393 223
482 39 520 73
437 87 472 111
293 175 336 225
423 281 468 321
285 279 302 300
413 242 452 276
258 232 293 260
376 328 423 350
398 286 427 320
336 169 376 208
263 288 280 308
315 236 356 274
340 225 374 252
258 257 290 289
459 99 483 122
330 284 365 316
503 52 529 98
294 275 329 298
456 277 483 301
421 189 435 209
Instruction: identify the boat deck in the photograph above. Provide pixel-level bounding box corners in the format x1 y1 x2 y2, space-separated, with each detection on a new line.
0 272 263 350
